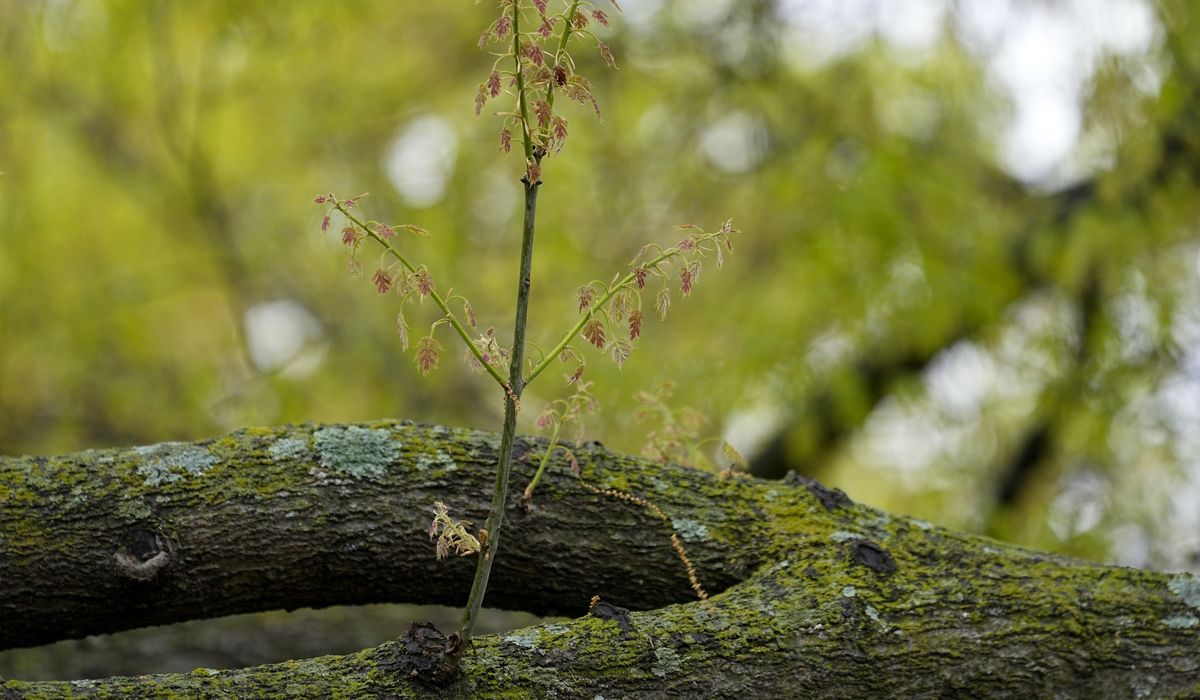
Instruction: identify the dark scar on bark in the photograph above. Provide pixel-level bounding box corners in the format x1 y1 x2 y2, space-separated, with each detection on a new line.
785 472 853 511
377 622 461 686
114 530 173 582
590 601 634 638
850 539 897 575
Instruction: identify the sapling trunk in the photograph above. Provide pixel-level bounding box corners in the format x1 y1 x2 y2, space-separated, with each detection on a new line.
457 176 540 644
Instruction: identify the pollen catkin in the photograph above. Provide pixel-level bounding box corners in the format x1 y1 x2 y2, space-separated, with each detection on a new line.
577 479 708 600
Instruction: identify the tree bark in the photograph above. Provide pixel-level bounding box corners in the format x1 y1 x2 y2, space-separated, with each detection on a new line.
2 421 1198 698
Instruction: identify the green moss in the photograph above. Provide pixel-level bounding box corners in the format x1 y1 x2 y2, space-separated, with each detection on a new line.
601 471 632 491
116 498 153 521
865 605 892 630
314 427 398 479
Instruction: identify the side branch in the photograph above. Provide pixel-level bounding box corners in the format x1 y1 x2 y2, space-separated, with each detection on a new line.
336 206 509 389
526 248 671 383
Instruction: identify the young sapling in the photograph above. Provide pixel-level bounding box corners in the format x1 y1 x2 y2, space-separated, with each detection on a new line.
315 0 739 665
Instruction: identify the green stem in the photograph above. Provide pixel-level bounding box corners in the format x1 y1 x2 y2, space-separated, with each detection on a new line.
537 1 581 144
457 175 541 644
337 206 508 390
512 3 535 164
523 420 562 503
526 249 674 384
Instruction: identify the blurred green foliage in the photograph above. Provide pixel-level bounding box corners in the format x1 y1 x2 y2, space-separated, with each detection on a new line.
3 0 1200 577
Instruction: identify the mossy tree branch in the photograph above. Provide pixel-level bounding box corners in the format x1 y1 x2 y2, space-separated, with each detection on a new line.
2 421 1198 698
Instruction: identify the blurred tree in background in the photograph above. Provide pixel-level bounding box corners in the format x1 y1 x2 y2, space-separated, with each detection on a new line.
3 0 1200 677
4 0 1199 568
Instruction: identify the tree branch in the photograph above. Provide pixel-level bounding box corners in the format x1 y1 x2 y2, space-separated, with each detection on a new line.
2 422 1198 697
